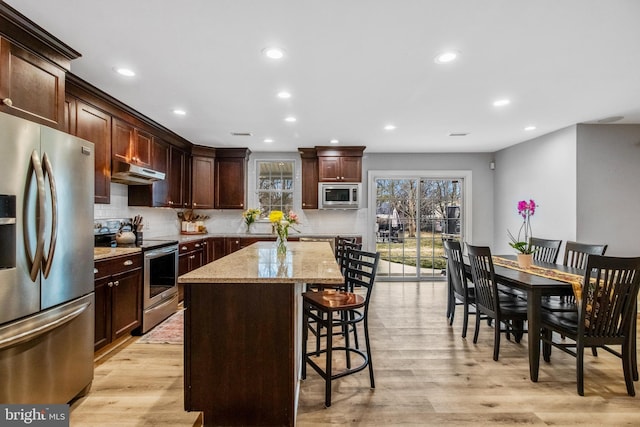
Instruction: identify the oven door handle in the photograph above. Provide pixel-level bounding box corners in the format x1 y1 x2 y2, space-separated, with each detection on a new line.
144 246 178 259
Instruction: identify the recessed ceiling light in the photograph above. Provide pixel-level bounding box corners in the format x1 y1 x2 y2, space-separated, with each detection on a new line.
448 132 469 137
284 116 297 123
277 91 291 99
493 99 511 107
524 125 536 131
384 124 396 131
173 109 186 116
113 67 135 77
330 139 339 144
263 47 285 59
434 50 459 64
263 138 274 143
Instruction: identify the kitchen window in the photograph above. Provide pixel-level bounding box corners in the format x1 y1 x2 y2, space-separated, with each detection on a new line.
256 160 294 216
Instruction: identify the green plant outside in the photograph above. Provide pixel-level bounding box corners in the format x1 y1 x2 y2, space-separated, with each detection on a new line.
376 232 451 269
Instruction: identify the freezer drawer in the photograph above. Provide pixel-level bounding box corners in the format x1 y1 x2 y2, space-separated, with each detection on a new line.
0 293 95 404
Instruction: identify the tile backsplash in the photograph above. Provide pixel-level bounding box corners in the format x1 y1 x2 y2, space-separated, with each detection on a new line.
95 183 367 240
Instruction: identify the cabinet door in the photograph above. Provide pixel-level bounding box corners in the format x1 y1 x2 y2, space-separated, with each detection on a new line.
0 38 65 129
111 268 142 340
301 156 318 209
133 129 152 167
169 147 188 208
112 119 135 164
192 156 215 209
74 101 112 204
215 157 246 209
318 157 341 182
151 140 170 206
211 238 226 260
225 238 243 255
93 276 111 351
339 156 362 182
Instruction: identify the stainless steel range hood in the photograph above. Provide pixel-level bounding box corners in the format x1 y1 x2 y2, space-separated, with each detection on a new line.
111 160 165 185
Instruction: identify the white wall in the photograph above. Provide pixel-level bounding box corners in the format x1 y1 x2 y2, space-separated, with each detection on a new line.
576 124 640 256
493 126 577 255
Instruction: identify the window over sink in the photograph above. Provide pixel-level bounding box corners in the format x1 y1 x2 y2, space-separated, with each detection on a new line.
256 160 295 217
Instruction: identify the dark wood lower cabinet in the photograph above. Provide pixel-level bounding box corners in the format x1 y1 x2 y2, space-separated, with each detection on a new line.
184 281 302 426
94 254 142 351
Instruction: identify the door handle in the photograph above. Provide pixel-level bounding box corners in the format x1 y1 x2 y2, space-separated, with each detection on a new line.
41 152 58 279
24 150 46 282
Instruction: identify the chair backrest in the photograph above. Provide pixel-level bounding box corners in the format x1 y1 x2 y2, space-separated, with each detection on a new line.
336 237 361 275
466 244 499 317
530 237 562 264
343 249 380 308
443 240 469 300
579 255 640 339
563 241 608 269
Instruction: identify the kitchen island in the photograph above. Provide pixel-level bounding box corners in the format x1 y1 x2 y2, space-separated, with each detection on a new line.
178 241 343 426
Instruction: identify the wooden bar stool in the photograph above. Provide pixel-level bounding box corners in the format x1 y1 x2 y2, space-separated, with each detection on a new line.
301 248 379 407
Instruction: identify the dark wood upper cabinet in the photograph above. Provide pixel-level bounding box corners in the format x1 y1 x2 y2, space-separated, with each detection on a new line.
169 146 190 208
111 118 152 167
316 146 364 182
70 99 112 204
215 148 250 210
0 37 66 129
299 148 319 209
191 145 216 210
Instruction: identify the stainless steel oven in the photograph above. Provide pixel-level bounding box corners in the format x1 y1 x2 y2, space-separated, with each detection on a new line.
142 243 179 333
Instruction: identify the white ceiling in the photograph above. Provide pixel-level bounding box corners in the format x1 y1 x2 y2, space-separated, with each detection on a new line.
7 0 640 153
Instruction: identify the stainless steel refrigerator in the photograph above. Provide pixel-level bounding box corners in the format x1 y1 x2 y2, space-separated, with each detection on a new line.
0 112 95 403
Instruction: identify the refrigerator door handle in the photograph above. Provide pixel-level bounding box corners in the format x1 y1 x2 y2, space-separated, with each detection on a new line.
0 301 92 351
41 152 58 279
24 150 46 282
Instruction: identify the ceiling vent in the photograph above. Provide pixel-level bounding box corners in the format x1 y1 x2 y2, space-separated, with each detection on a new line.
448 132 469 137
230 132 253 136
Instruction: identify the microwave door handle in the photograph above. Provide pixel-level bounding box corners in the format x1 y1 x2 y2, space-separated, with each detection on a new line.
24 150 46 282
41 152 58 279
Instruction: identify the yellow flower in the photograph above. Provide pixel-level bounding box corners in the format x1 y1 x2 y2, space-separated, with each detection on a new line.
269 210 284 223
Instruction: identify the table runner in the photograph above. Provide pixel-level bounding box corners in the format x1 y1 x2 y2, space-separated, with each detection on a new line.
492 256 585 301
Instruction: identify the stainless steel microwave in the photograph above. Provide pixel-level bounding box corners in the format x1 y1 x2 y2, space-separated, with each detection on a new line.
318 183 361 209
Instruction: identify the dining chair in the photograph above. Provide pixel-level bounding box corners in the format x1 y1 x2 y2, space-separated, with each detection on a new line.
466 244 528 361
543 241 608 313
540 255 640 396
301 248 380 407
563 241 608 269
443 240 476 338
530 237 562 264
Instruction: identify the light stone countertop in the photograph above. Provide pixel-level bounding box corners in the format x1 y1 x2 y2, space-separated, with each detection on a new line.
94 247 142 261
179 241 344 285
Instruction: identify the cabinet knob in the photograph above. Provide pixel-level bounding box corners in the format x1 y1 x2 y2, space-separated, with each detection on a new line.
193 202 197 206
2 98 13 107
114 281 120 287
181 246 188 250
195 243 201 248
189 255 195 260
168 201 174 205
123 260 133 266
94 268 98 274
107 281 113 287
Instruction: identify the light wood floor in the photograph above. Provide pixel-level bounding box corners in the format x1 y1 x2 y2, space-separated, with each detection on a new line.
71 282 640 426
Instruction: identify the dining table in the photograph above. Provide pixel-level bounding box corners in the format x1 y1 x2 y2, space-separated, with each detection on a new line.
453 254 580 381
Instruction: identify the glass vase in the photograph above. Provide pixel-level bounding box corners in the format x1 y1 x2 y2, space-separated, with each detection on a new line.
276 234 287 256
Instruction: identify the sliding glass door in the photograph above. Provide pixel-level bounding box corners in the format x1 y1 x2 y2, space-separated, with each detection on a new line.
374 175 464 281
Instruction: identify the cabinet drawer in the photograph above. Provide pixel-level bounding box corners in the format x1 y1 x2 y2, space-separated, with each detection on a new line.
179 239 205 254
94 254 143 279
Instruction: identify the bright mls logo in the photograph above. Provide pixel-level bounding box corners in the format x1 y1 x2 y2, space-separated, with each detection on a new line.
0 405 68 426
